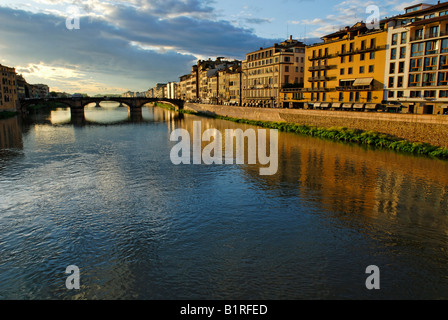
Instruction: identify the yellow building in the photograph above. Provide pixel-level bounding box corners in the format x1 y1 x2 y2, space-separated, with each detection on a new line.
282 22 388 111
0 64 18 111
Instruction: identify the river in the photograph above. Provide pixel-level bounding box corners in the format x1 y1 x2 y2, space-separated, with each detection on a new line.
1 103 448 300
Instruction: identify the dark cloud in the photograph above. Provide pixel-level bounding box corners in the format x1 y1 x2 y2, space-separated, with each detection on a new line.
0 2 280 91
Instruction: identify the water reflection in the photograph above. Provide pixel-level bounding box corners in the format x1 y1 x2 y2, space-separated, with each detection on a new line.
2 106 448 299
0 116 23 149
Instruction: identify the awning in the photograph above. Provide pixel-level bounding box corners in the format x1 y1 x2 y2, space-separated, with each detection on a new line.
321 103 330 108
342 103 353 109
441 104 448 109
353 78 374 86
353 103 365 109
332 103 342 108
365 103 379 109
314 102 321 108
340 79 356 82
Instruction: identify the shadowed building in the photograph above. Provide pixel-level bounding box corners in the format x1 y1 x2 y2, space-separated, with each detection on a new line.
0 64 18 111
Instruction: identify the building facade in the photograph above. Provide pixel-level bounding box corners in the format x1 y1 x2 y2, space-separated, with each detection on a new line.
242 36 306 108
0 64 18 111
290 22 388 111
385 2 448 114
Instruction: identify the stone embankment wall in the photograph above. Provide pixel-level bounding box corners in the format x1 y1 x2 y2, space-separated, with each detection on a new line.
184 103 448 147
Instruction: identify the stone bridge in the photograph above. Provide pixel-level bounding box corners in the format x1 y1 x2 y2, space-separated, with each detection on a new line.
19 97 184 118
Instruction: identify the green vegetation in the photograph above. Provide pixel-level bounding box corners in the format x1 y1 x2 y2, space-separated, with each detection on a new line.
0 111 17 119
157 104 448 160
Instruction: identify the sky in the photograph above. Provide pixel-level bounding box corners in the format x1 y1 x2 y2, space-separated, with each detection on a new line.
0 0 422 95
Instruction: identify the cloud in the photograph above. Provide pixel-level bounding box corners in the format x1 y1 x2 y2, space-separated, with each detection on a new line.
0 1 279 93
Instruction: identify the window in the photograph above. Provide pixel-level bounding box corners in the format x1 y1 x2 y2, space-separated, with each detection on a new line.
341 44 346 53
390 62 396 73
409 74 421 87
369 65 374 73
438 71 448 86
360 53 365 61
397 91 404 98
429 26 439 38
349 92 354 101
392 34 398 45
388 77 394 88
322 93 326 101
296 67 299 72
391 48 397 59
410 58 423 71
440 10 448 16
442 39 448 54
410 91 421 98
441 55 448 69
348 67 353 74
422 73 437 86
349 42 354 52
397 76 403 87
355 92 360 102
285 66 289 72
426 40 439 55
367 92 372 102
400 47 406 59
339 92 343 101
424 90 436 98
415 28 423 40
360 66 365 73
401 32 407 44
424 56 438 71
411 43 424 56
440 90 448 97
340 68 345 75
349 55 353 62
370 38 376 49
340 56 345 63
398 61 405 73
370 52 375 60
388 91 395 98
284 57 291 62
424 13 435 19
361 40 366 50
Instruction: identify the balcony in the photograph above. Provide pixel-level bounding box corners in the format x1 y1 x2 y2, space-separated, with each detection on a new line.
336 85 373 91
302 87 329 92
308 53 336 61
308 76 329 82
308 64 331 71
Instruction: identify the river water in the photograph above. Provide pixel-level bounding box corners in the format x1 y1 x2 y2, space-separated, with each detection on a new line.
1 103 448 300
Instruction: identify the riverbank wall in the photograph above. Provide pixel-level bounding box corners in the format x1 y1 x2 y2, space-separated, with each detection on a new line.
184 103 448 148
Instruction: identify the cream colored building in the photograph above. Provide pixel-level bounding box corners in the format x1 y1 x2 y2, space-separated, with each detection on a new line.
242 36 306 108
385 1 448 114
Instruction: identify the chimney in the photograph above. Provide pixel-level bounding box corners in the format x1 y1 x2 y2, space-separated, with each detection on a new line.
290 35 293 40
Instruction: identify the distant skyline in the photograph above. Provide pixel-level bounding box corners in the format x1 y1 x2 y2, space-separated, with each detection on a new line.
0 0 421 95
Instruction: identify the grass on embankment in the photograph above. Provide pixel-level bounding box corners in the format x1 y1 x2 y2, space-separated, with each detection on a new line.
0 111 18 119
156 103 448 160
